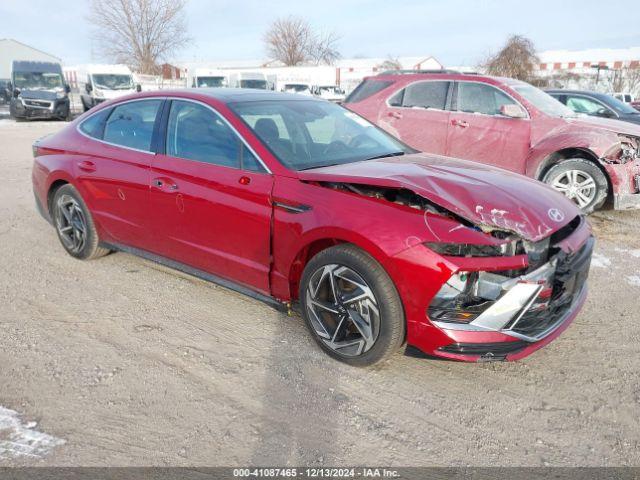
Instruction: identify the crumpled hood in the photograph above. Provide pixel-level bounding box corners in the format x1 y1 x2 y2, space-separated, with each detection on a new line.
19 89 58 101
298 153 582 241
565 115 640 137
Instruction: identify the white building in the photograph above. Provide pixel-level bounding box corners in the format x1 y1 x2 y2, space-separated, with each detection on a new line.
0 39 61 79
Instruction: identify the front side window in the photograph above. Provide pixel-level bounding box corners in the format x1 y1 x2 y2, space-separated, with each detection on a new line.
166 100 263 171
396 81 450 109
565 95 612 116
79 108 112 139
230 100 412 171
510 82 575 117
456 82 516 116
103 99 162 151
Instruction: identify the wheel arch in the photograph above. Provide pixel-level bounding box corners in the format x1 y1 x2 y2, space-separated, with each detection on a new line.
46 178 70 216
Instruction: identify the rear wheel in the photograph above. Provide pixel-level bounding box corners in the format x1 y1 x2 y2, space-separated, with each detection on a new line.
299 244 405 367
52 184 110 260
542 158 608 213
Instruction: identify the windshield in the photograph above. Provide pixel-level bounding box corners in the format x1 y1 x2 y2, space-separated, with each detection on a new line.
197 76 225 88
603 95 639 114
241 79 267 89
230 100 412 171
92 74 134 90
284 84 309 92
13 71 63 90
511 83 576 117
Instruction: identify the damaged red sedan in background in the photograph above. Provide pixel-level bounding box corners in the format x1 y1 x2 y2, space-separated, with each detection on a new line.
33 89 593 365
345 72 640 213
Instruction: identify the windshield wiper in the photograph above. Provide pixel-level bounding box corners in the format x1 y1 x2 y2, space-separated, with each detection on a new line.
365 151 406 161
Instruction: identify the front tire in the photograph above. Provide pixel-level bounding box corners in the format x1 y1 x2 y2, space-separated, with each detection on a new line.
542 158 608 214
51 184 110 260
299 244 405 367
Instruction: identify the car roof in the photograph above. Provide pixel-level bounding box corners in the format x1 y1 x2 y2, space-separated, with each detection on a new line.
153 87 319 103
545 89 610 99
371 72 522 87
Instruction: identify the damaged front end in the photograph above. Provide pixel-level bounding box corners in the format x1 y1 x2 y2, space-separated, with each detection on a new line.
602 135 640 209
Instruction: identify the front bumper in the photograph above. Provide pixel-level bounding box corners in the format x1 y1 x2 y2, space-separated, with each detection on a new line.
390 216 593 362
604 160 640 209
13 97 70 119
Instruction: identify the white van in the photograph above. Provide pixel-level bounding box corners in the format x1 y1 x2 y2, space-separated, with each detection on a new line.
228 72 268 89
189 68 227 88
73 64 138 111
312 85 346 102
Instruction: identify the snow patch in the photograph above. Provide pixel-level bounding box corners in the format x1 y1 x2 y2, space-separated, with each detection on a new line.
626 275 640 287
0 406 65 459
590 253 611 268
615 248 640 258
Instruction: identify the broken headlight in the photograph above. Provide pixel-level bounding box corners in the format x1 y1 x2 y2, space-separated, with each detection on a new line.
424 238 523 257
618 135 640 163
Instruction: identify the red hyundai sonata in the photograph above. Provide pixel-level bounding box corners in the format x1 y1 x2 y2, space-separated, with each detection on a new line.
32 89 593 365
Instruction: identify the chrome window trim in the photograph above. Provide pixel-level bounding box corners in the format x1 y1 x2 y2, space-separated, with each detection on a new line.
76 97 164 156
164 96 272 174
384 79 452 112
562 93 619 118
454 80 531 120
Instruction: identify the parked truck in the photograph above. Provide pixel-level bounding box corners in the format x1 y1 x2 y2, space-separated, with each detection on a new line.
72 64 139 112
228 71 268 89
7 60 71 120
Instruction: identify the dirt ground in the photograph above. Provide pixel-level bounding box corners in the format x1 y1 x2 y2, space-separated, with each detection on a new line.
0 120 639 467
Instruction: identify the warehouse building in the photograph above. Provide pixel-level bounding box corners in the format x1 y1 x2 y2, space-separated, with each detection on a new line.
0 38 62 79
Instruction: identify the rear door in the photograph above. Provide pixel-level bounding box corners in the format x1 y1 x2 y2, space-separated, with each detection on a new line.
149 99 273 294
446 81 531 173
379 80 452 155
75 98 163 248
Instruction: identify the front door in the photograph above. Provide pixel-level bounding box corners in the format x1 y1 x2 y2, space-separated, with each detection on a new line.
149 99 273 294
446 81 531 173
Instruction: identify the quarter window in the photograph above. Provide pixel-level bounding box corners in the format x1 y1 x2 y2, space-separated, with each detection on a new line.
166 100 262 171
79 108 111 139
103 100 162 151
457 82 516 116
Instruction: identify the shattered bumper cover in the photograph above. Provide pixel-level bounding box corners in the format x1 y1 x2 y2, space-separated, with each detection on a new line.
604 155 640 210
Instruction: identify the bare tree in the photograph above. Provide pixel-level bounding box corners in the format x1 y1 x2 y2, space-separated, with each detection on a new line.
607 66 640 95
378 56 402 72
483 35 539 83
88 0 190 74
264 16 340 66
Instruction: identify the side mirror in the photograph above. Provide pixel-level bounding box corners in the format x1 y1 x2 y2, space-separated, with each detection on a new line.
597 108 615 118
500 104 527 119
65 84 71 94
13 88 20 98
86 83 93 93
136 84 142 93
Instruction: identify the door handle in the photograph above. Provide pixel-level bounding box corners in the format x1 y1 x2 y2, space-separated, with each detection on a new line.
78 160 96 172
388 111 402 119
451 119 469 128
152 178 179 191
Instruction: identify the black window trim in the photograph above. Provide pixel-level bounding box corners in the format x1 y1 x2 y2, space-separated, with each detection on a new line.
385 79 454 112
451 80 531 119
76 97 166 155
160 96 271 174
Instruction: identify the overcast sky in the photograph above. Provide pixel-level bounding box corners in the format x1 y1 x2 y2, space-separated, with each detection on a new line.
2 0 639 66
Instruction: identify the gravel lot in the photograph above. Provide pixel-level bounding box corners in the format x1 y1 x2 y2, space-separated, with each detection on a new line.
0 120 639 467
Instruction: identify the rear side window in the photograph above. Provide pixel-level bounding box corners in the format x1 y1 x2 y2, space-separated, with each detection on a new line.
344 80 392 103
457 82 516 116
79 108 111 139
394 81 450 109
103 100 162 151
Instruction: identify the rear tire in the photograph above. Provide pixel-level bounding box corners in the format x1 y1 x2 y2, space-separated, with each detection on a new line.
51 184 110 260
542 158 608 214
299 244 405 367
